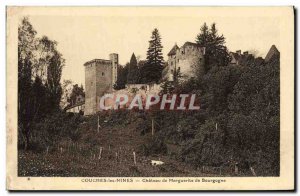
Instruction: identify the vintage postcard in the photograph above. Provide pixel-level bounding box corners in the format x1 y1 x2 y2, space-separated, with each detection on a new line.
6 6 294 190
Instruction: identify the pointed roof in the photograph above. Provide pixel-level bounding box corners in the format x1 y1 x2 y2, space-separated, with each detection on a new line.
230 52 240 61
182 41 200 48
265 45 280 62
167 44 179 56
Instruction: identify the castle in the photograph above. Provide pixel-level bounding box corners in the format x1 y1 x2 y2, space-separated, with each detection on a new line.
84 53 118 115
163 42 206 81
82 42 206 115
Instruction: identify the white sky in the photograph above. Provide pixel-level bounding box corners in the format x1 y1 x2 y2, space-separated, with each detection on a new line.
26 7 280 86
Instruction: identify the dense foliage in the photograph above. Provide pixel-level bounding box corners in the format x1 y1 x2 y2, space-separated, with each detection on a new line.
18 17 65 150
194 23 231 74
149 23 280 176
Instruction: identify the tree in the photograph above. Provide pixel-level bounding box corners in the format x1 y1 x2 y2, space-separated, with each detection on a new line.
69 84 85 105
46 50 64 111
127 53 140 84
18 18 37 150
60 80 73 108
18 17 65 150
114 63 129 90
173 66 183 87
18 17 37 64
195 23 231 74
160 66 183 94
141 28 164 83
227 54 280 175
33 36 57 81
196 23 210 46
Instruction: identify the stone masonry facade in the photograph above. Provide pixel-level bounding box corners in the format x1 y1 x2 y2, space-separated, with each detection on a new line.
163 42 206 81
84 53 118 115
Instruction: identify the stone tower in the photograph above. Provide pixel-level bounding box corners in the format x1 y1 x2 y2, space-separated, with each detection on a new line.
84 53 118 115
109 53 118 85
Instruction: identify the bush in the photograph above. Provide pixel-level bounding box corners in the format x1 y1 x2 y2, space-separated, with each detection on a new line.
139 135 167 156
25 111 84 152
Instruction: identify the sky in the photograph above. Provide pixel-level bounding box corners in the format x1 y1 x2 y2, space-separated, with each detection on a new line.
25 7 281 86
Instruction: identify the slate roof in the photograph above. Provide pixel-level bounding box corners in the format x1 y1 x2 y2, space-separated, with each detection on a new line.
265 45 280 62
230 52 240 61
182 41 201 48
167 44 179 56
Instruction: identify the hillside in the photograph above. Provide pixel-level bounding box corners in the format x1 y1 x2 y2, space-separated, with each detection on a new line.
18 111 220 177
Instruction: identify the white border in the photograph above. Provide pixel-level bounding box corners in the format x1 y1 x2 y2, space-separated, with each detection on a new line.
1 0 298 195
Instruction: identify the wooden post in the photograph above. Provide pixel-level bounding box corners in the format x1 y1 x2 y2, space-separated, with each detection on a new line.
234 163 238 175
152 119 154 136
46 146 49 156
250 166 256 176
216 123 218 131
98 147 103 160
133 152 136 165
97 115 100 133
119 149 121 163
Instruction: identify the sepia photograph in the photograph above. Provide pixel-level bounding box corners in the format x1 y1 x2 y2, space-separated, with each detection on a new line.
6 6 294 190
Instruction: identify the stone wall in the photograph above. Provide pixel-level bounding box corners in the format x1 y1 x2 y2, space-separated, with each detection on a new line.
95 60 113 113
109 53 118 85
84 59 113 115
84 61 97 115
166 43 205 80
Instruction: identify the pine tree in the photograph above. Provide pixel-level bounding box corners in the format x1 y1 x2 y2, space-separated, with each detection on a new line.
141 28 164 83
196 22 210 46
195 23 231 73
127 53 140 84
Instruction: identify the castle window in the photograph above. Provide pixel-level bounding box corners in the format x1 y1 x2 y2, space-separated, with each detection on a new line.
171 62 173 65
102 72 104 76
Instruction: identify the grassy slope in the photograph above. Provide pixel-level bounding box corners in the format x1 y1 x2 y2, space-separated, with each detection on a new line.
18 112 218 177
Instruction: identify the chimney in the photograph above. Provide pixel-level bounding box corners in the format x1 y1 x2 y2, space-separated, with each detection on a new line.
243 51 248 55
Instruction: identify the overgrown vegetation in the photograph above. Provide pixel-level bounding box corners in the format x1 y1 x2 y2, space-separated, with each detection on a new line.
18 17 65 150
150 23 280 176
114 28 165 89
